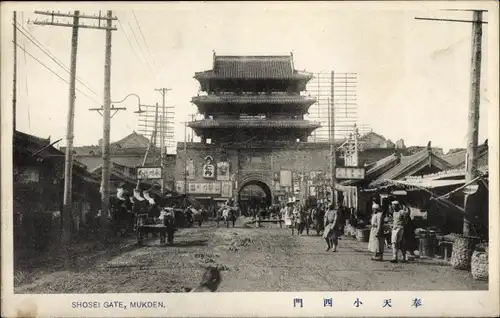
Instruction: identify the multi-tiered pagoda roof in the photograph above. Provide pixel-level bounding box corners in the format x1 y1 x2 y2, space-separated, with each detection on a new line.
190 54 320 144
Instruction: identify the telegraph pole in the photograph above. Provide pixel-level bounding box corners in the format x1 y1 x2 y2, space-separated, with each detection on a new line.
101 10 115 236
33 10 80 267
464 10 484 236
180 120 189 197
190 114 196 142
415 10 487 236
330 71 337 206
34 10 118 243
13 11 17 132
155 87 172 192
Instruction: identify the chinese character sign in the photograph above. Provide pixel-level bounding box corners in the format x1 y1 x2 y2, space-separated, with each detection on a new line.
186 159 195 180
216 161 230 181
203 164 215 178
137 167 162 180
280 170 292 187
178 182 221 195
221 181 232 198
203 156 215 179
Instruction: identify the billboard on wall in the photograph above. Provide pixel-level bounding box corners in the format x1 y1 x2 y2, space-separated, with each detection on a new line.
137 167 162 180
175 181 221 195
216 162 230 181
185 159 195 180
280 170 292 187
335 167 365 180
221 181 232 197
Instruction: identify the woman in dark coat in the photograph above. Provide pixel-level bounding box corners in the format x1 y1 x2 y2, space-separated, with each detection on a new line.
401 203 418 258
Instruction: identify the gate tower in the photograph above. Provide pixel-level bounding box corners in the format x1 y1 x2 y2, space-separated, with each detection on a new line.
176 54 338 211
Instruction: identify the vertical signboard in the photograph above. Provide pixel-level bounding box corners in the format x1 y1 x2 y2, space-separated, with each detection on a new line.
280 170 292 187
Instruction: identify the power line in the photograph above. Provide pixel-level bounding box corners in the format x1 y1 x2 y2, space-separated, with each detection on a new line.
132 10 158 69
117 18 154 86
20 13 31 129
14 21 100 98
13 41 100 105
126 18 157 82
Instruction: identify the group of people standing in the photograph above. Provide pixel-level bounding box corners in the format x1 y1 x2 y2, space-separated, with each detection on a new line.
276 196 418 262
368 199 418 263
279 200 345 252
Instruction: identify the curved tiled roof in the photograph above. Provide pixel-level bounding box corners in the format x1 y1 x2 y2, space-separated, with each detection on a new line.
195 55 313 80
369 149 453 187
188 119 321 129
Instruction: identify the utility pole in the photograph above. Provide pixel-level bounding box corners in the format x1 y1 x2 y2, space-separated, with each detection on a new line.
415 10 487 236
184 121 188 195
190 114 196 142
101 10 115 236
155 88 172 192
33 10 81 267
13 11 17 132
34 10 118 243
330 71 337 206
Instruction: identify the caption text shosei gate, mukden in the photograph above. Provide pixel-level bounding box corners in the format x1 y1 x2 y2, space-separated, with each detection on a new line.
71 301 166 310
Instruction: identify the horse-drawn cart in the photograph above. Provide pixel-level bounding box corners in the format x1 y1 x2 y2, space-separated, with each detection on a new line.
135 212 176 246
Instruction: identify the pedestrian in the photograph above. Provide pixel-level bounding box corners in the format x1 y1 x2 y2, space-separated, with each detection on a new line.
390 201 406 263
368 203 385 261
284 201 293 229
401 202 419 259
323 204 340 252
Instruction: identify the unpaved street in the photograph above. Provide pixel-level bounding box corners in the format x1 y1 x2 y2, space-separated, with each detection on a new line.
15 224 487 293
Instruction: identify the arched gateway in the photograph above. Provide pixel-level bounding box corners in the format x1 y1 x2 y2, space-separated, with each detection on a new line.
175 53 333 210
237 179 273 213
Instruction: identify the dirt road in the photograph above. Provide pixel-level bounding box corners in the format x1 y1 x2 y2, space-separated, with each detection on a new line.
15 225 487 293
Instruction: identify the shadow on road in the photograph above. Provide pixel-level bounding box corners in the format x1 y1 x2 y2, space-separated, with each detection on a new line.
167 239 209 247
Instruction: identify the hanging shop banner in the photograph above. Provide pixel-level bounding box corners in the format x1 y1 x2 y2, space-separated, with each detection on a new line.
280 170 292 187
344 151 359 167
335 167 365 180
137 167 162 180
175 181 186 193
293 180 300 195
309 186 317 196
186 159 195 180
203 156 216 179
273 172 280 181
176 181 221 195
221 181 232 198
216 161 230 181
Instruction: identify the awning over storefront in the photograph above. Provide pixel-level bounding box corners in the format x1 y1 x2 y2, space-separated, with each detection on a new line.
396 179 466 189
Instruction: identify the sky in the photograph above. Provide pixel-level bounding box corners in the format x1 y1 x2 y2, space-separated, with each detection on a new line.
1 1 496 154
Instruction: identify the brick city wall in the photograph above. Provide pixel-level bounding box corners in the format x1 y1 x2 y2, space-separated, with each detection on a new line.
175 142 342 203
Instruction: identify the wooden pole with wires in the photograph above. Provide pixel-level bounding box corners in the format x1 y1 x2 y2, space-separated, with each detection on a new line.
463 10 483 236
34 10 118 243
415 9 486 236
330 71 337 206
101 10 114 237
13 11 17 132
155 88 172 193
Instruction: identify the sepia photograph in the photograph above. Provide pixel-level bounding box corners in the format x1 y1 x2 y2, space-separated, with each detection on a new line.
1 1 499 317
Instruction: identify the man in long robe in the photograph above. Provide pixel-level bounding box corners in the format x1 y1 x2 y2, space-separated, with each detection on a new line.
391 201 406 263
368 203 385 261
323 204 341 252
